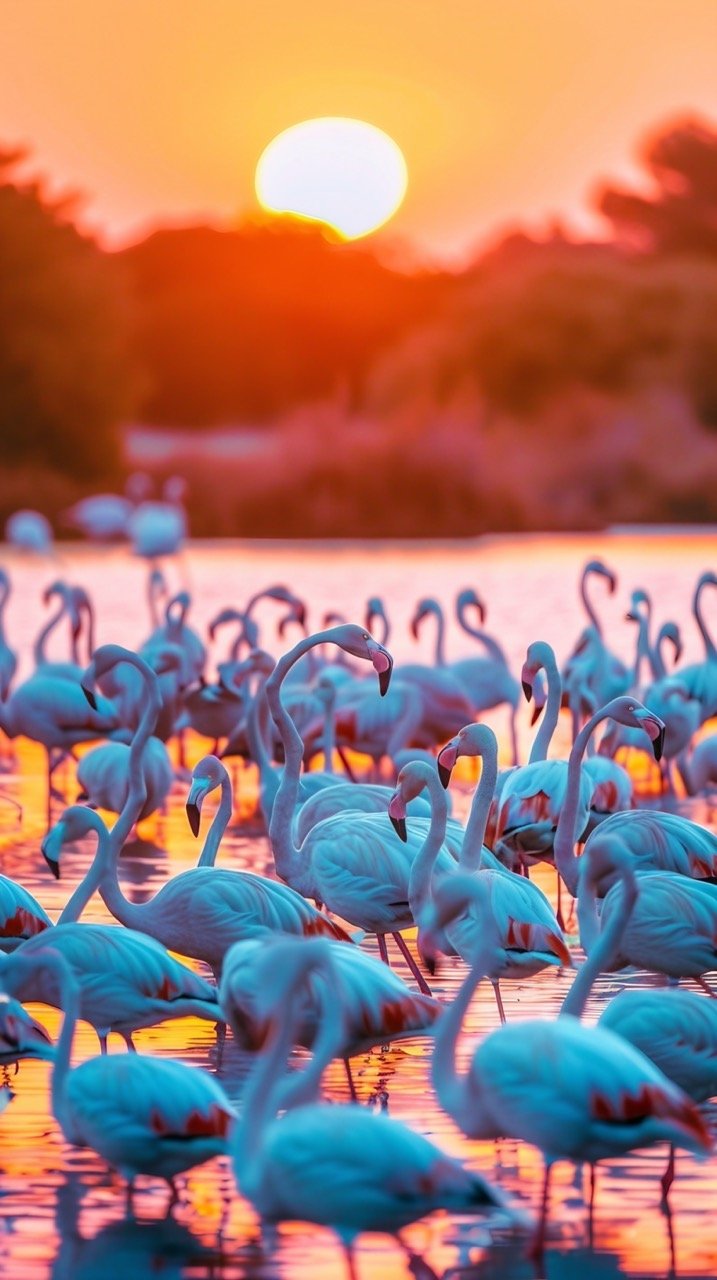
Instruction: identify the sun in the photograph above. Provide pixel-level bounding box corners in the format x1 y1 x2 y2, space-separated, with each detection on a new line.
255 117 408 241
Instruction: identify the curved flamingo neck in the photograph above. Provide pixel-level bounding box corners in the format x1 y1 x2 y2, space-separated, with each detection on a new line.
197 772 233 867
407 767 450 924
56 813 113 923
460 742 498 871
431 913 495 1124
104 653 162 852
581 567 607 637
631 610 652 687
694 576 717 661
233 952 332 1174
553 706 608 896
266 632 333 891
550 706 614 896
319 694 336 774
430 604 447 667
247 680 280 822
34 594 69 667
562 860 638 1018
530 648 561 764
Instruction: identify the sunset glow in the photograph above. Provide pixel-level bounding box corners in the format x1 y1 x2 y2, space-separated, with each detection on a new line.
255 118 408 240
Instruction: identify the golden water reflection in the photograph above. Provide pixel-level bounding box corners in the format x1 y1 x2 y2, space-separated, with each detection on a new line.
0 532 716 1278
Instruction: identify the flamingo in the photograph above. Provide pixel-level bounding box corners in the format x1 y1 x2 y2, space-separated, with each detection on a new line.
76 733 173 825
74 645 350 977
599 986 717 1198
561 559 630 706
63 473 151 542
5 509 53 553
219 932 441 1097
3 808 225 1052
265 624 466 992
8 946 234 1206
452 588 523 765
680 731 717 795
127 475 187 559
423 870 711 1263
389 742 569 1021
141 589 205 685
489 641 592 880
0 668 120 827
399 597 479 743
0 873 52 952
674 570 717 722
232 935 519 1280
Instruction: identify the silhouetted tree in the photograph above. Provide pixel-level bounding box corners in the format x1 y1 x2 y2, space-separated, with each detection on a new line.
595 116 717 256
0 149 139 477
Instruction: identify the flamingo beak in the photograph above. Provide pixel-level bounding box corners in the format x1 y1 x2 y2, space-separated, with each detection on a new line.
521 679 533 702
653 724 666 762
437 741 458 788
185 801 201 838
369 643 393 696
388 794 408 842
81 682 98 711
530 703 542 726
41 829 62 880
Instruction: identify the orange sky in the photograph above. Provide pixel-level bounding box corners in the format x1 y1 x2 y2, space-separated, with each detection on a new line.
3 0 717 264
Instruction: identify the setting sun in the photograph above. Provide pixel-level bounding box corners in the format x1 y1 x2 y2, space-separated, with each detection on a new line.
255 117 408 240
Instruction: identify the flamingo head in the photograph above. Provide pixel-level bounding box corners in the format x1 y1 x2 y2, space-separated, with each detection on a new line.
365 596 388 632
388 761 436 839
658 621 682 665
437 723 497 788
601 696 666 760
277 597 307 638
320 624 393 695
521 640 556 703
409 597 439 640
208 607 243 640
455 587 486 625
585 559 617 594
41 805 107 879
185 755 227 837
83 644 158 710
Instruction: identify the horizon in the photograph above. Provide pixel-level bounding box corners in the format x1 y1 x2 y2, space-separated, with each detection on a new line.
4 1 717 265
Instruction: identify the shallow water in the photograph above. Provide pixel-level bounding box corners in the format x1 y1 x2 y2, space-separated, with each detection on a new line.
0 530 716 1280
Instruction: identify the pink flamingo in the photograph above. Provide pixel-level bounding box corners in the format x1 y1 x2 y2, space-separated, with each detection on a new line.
75 644 350 978
600 986 717 1199
423 869 711 1263
219 932 441 1097
452 588 523 765
561 559 630 706
389 748 569 1021
674 570 717 722
231 935 519 1280
265 624 465 992
12 946 233 1209
490 641 592 887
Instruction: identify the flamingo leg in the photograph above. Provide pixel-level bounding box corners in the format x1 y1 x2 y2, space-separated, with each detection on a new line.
391 932 432 996
509 708 519 767
661 1145 676 1201
491 980 507 1024
99 1033 108 1055
337 748 358 783
377 933 389 965
123 1032 137 1052
696 976 716 997
343 1241 360 1280
555 876 565 932
344 1058 358 1102
588 1163 597 1248
124 1177 135 1219
527 1161 552 1265
215 1019 227 1067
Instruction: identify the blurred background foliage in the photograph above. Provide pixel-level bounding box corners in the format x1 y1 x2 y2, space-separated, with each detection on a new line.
2 116 717 536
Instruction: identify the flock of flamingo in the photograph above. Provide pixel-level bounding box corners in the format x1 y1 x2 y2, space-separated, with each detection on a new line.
0 547 716 1280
